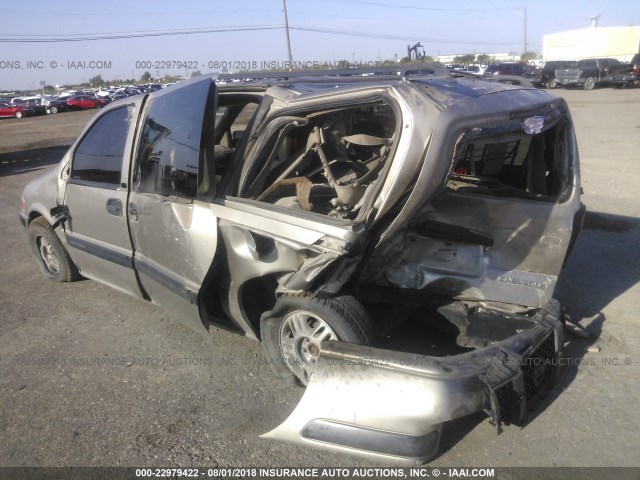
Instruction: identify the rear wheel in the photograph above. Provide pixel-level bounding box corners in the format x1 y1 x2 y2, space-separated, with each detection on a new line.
14 111 23 119
262 293 375 385
583 76 596 90
49 106 58 114
28 216 80 282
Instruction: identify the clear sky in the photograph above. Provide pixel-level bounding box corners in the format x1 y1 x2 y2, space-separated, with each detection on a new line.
1 0 639 90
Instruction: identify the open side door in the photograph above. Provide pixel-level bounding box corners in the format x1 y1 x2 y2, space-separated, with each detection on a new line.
127 77 219 335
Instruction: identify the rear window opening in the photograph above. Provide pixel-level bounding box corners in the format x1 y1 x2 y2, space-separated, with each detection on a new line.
448 116 571 201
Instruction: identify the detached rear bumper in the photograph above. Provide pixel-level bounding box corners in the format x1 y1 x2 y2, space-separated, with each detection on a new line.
263 299 564 464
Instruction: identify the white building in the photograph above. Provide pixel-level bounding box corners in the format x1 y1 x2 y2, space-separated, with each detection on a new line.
543 25 640 61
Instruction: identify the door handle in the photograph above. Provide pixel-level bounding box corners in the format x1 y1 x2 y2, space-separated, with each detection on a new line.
128 202 139 221
106 198 123 217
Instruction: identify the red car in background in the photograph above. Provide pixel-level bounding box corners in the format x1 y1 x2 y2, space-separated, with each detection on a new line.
0 102 35 119
66 95 110 110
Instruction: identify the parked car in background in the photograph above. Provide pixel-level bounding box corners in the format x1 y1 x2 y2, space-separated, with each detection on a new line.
66 95 110 110
483 64 499 76
96 89 115 98
455 65 485 76
554 58 621 90
47 97 71 114
467 64 488 75
109 92 129 101
0 102 35 118
611 53 640 88
485 63 529 76
524 60 577 88
20 68 584 464
481 63 535 86
11 97 49 115
445 63 464 70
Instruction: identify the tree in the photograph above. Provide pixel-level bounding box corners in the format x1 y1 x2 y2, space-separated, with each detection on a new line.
162 75 181 83
139 71 152 83
88 75 104 87
476 54 492 64
520 51 539 63
191 69 202 78
453 54 476 66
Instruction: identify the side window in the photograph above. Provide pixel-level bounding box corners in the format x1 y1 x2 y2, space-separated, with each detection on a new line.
241 102 397 220
212 101 259 182
215 102 258 148
71 106 132 184
136 80 211 198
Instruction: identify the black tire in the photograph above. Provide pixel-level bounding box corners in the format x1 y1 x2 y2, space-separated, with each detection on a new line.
28 216 80 282
261 293 375 385
583 76 596 90
49 106 58 114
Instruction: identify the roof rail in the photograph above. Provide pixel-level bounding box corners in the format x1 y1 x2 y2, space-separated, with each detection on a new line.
216 64 450 83
452 70 535 87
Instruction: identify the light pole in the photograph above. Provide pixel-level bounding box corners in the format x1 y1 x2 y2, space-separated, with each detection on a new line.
523 6 527 56
282 0 293 69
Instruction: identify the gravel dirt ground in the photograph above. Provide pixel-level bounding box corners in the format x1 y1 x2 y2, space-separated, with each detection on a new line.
0 88 639 470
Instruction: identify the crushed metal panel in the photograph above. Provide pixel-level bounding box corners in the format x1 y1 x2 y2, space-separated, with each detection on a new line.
264 299 563 464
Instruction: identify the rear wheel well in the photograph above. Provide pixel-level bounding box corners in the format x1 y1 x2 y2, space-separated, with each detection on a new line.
239 275 279 340
28 211 43 225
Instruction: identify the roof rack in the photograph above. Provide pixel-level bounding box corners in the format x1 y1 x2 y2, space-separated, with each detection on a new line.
216 64 450 83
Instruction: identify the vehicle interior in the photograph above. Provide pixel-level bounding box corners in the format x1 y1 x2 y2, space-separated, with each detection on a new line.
238 101 398 220
448 114 572 201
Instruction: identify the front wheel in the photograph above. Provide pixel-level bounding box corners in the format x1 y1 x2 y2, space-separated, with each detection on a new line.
261 293 375 385
583 76 596 90
28 216 80 282
49 106 58 114
14 111 23 119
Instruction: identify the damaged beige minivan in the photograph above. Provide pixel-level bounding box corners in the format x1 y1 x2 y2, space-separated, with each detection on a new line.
20 68 584 464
